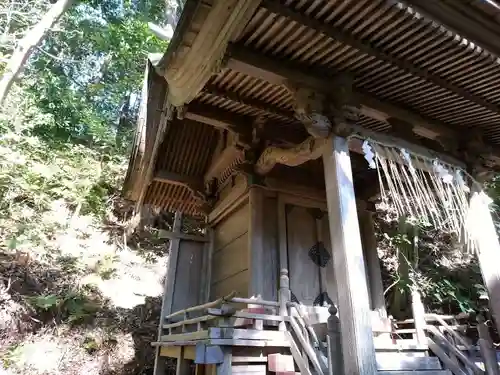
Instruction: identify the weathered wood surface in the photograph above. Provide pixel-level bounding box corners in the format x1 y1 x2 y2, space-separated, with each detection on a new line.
261 196 279 302
358 208 386 317
171 239 205 315
248 187 265 300
468 187 500 336
154 212 182 375
208 177 248 225
322 136 377 375
375 353 441 371
211 202 249 299
286 205 320 305
177 347 193 375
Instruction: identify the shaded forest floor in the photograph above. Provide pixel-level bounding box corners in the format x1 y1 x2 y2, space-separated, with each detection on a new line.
0 203 171 375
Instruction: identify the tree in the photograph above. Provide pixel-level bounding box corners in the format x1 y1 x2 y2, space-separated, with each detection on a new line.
0 0 73 105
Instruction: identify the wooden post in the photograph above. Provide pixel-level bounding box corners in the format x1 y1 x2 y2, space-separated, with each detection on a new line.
411 289 427 345
154 211 183 375
477 315 500 375
322 136 377 375
249 187 265 300
327 305 344 375
216 347 232 375
277 195 290 331
358 207 387 318
278 269 291 331
177 347 192 375
467 186 500 335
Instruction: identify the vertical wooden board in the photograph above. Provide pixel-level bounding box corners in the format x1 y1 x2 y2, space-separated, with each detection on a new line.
214 203 249 251
320 215 338 306
212 233 249 283
286 205 320 305
211 269 249 299
262 196 279 301
322 136 377 375
171 240 205 316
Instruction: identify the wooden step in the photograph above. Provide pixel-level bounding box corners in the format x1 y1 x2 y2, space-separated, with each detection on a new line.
376 353 442 371
378 371 451 375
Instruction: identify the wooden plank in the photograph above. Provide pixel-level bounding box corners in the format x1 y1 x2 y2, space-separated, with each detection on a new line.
163 212 183 316
209 339 290 347
214 203 249 251
260 0 500 115
154 170 203 188
177 347 193 375
374 340 428 351
212 234 249 283
277 194 289 332
209 328 287 341
427 337 467 375
225 44 481 151
468 186 500 335
287 205 320 305
358 208 386 317
163 315 217 329
212 270 249 299
171 240 205 315
154 212 183 375
231 364 266 374
284 331 313 375
159 230 208 242
378 372 450 375
160 346 197 361
161 330 210 342
322 136 377 375
375 354 441 371
248 187 265 300
319 215 338 306
205 144 243 183
208 179 248 226
262 196 279 302
216 347 232 375
160 346 181 359
202 228 215 302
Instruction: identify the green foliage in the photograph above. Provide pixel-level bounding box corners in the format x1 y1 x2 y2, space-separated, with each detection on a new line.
27 289 100 323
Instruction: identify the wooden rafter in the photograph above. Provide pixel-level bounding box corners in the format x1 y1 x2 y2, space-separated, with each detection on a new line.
399 0 500 59
225 44 500 166
153 170 209 209
260 0 500 115
204 144 244 184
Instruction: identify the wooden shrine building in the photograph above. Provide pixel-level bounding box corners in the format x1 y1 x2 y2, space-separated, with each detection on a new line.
123 1 500 375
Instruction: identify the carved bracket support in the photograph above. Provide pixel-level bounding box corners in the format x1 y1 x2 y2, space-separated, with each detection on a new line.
255 136 328 175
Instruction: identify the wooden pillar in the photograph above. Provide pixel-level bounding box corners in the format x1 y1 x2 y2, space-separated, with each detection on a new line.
248 187 265 299
154 211 182 375
468 186 500 335
358 208 387 318
177 347 192 375
322 136 377 375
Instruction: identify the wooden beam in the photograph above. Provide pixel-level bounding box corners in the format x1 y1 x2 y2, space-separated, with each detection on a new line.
226 44 500 164
154 212 183 375
226 44 455 141
186 102 251 133
248 187 265 300
468 185 500 336
204 144 244 184
358 208 387 318
399 0 500 59
187 101 307 146
154 170 203 188
261 0 500 115
322 136 377 375
203 85 294 120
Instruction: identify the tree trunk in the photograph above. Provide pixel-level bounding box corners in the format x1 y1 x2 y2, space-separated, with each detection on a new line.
0 0 73 106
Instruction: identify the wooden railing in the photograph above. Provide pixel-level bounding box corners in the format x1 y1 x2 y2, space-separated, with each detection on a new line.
153 272 332 375
398 291 500 375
